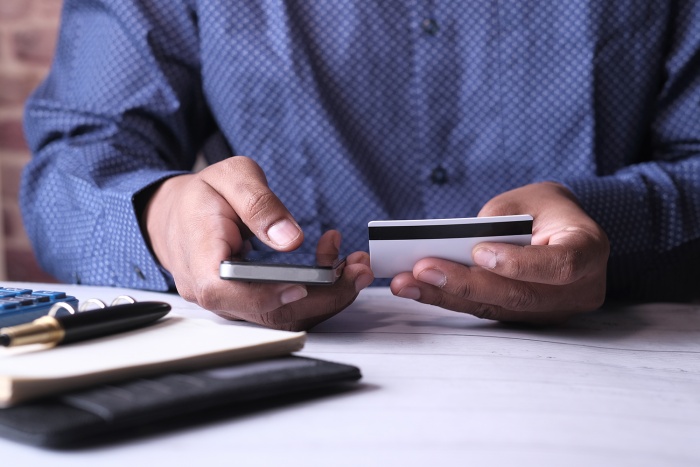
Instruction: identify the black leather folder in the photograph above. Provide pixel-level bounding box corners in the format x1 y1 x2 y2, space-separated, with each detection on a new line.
0 355 361 448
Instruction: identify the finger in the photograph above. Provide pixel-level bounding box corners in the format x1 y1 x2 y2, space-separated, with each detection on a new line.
315 231 373 288
317 229 371 268
472 226 605 286
349 251 374 291
409 254 603 312
391 268 573 323
413 260 545 312
399 282 570 324
316 230 342 266
178 268 309 318
316 230 341 255
200 156 303 251
237 261 373 331
347 250 371 268
390 266 529 311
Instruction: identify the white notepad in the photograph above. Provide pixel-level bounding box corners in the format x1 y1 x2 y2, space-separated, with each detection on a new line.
0 316 305 406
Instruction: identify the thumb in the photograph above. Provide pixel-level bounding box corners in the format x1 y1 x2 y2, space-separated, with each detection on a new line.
200 156 304 251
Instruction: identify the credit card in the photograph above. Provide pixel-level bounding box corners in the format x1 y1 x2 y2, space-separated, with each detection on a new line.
368 214 533 278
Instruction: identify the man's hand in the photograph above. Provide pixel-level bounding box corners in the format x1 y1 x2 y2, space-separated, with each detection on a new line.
142 156 374 331
390 182 610 324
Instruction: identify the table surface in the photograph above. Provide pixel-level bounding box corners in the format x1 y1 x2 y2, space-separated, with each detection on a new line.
1 282 699 467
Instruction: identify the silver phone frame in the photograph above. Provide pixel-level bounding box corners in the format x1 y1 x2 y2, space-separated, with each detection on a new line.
220 253 346 285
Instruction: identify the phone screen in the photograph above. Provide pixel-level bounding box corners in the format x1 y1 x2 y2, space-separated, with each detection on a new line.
220 251 346 285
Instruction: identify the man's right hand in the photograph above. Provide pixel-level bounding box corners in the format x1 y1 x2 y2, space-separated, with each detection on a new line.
142 156 373 330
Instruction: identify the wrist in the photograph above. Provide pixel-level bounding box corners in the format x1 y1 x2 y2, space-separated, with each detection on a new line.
141 175 192 271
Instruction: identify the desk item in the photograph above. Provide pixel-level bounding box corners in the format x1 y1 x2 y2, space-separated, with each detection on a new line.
0 315 305 407
0 355 361 448
2 284 699 465
368 215 533 277
0 287 78 328
0 301 170 347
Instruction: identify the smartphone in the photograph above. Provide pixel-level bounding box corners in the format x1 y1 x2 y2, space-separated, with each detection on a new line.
220 251 346 285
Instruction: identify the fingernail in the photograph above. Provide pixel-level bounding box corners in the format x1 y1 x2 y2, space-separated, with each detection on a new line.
355 274 373 292
267 219 301 247
417 268 447 288
397 286 421 300
280 285 307 305
473 248 497 269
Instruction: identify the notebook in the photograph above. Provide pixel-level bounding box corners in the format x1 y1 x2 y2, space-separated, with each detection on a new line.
0 315 306 406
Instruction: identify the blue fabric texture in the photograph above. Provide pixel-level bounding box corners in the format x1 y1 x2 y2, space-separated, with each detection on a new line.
20 1 700 299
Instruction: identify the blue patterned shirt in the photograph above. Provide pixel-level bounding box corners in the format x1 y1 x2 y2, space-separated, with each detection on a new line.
21 1 700 300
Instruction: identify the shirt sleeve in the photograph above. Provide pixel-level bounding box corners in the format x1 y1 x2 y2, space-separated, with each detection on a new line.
563 2 700 301
20 0 212 290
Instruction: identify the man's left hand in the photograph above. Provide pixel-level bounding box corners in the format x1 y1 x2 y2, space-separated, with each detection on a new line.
390 182 610 324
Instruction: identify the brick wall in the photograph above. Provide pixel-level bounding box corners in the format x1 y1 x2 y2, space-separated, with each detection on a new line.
0 0 62 282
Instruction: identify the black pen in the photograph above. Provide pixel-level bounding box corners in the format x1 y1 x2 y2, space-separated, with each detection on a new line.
0 301 171 347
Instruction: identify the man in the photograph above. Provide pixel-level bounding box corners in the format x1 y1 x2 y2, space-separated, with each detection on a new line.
21 2 700 330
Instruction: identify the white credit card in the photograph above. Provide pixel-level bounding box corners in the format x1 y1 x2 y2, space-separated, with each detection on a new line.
368 214 533 278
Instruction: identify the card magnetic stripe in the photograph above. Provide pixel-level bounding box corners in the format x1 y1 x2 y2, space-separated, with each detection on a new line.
368 220 533 240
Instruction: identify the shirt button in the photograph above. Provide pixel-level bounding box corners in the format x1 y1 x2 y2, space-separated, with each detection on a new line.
421 18 439 36
430 166 448 185
133 265 146 280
